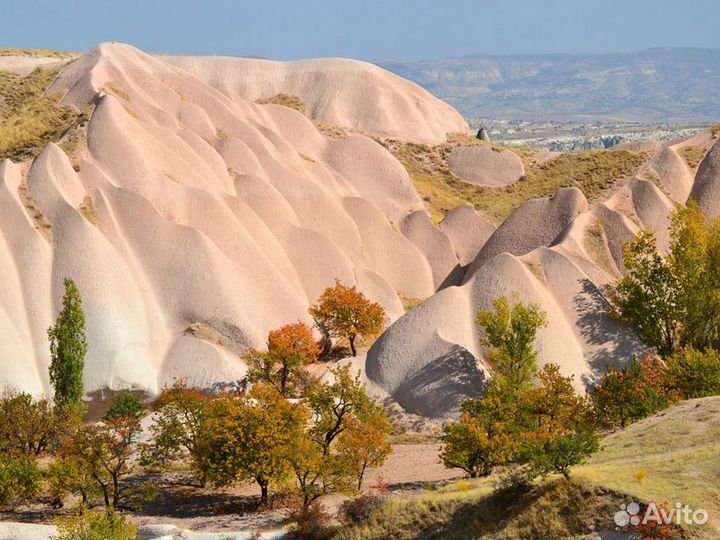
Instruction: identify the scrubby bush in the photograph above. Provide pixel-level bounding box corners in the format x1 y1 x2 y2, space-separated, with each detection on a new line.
339 493 387 525
104 393 145 421
287 502 336 540
0 453 42 509
53 506 137 540
665 347 720 399
590 355 671 428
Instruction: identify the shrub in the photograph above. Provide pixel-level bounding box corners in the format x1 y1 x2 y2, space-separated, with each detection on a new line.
665 348 720 399
0 453 42 509
339 493 387 525
287 502 336 540
590 356 671 428
53 507 137 540
104 393 145 421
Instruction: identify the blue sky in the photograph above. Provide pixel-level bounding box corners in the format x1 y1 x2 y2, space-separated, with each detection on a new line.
3 0 719 61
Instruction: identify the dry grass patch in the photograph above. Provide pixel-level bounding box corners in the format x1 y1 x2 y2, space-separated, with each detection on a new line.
78 194 98 225
0 49 75 58
0 67 80 161
256 93 306 115
17 177 52 242
382 135 647 224
337 478 623 540
680 145 707 169
103 81 129 101
184 322 227 348
314 121 347 140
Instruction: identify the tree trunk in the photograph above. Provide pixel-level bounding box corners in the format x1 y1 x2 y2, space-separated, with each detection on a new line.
349 335 357 357
257 478 269 506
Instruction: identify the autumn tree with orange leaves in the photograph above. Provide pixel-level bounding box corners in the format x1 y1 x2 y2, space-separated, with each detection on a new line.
246 322 320 397
309 281 386 357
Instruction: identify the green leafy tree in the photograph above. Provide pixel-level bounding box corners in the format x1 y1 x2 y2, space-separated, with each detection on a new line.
440 408 518 478
141 380 209 478
611 202 720 355
48 278 88 408
668 202 720 351
476 296 548 399
309 281 386 357
289 365 387 505
610 231 679 356
54 506 137 540
0 452 42 509
104 393 145 421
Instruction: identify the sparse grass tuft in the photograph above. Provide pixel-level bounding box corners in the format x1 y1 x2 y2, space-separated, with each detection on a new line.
256 93 306 115
314 121 347 140
184 322 227 348
299 152 316 163
399 296 423 312
0 67 80 161
103 81 129 101
17 177 52 241
583 219 617 276
78 195 98 225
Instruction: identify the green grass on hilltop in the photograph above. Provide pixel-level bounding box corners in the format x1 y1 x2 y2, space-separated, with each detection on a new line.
0 67 80 161
384 135 648 224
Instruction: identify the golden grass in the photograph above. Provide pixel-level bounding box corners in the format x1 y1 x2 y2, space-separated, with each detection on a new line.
680 145 707 169
255 93 306 115
0 49 76 58
0 67 79 161
337 478 623 540
383 136 648 224
103 81 129 101
575 396 720 538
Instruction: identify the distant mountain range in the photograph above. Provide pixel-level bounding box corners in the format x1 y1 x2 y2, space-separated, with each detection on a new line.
378 48 720 123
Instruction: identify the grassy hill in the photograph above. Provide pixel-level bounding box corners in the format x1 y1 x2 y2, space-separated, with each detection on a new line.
338 396 720 539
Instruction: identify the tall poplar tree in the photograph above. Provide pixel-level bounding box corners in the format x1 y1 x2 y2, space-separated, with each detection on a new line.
48 278 87 408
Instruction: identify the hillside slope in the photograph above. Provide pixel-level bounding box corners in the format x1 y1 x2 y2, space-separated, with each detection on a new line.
0 42 469 396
